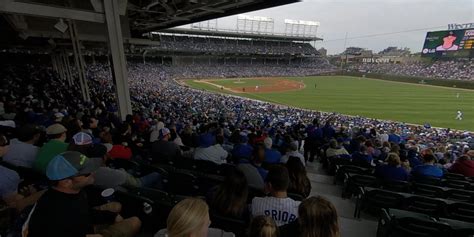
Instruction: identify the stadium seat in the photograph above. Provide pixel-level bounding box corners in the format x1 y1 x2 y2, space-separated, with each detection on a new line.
445 202 474 223
390 211 452 237
444 172 468 181
334 165 370 185
327 156 352 175
355 188 405 218
216 163 236 176
194 160 220 174
438 217 474 237
210 213 245 237
411 183 447 199
376 209 393 237
445 189 474 202
382 180 412 193
130 187 172 203
412 175 442 186
404 196 447 218
443 179 472 190
343 173 380 198
167 171 200 196
197 174 225 195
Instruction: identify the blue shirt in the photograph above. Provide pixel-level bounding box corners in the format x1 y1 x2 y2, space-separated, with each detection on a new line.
375 165 409 181
411 164 443 178
232 143 253 159
352 152 373 167
322 125 336 139
388 134 401 144
0 165 20 198
264 148 282 164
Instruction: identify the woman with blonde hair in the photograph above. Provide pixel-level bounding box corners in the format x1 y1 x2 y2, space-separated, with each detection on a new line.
279 196 340 237
249 216 279 237
154 198 233 237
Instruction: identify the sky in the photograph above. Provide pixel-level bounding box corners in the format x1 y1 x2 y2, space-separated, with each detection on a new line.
182 0 474 54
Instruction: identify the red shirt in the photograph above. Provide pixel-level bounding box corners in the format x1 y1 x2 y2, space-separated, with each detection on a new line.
108 145 132 160
449 159 474 177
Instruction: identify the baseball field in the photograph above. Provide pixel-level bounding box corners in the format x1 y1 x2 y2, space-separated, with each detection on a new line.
184 76 474 131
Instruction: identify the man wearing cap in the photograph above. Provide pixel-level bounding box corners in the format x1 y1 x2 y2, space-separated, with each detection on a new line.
27 151 141 237
263 137 281 164
194 133 228 165
151 127 182 162
3 124 41 168
33 123 68 174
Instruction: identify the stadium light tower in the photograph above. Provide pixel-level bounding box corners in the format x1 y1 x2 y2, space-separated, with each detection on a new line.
284 19 320 37
190 19 218 31
236 14 274 34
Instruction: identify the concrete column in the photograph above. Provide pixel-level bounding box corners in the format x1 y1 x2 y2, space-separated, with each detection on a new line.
104 0 132 120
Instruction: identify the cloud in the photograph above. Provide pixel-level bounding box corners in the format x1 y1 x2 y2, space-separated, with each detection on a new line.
187 0 474 54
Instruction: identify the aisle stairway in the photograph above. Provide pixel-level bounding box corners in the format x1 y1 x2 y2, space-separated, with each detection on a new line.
306 161 378 237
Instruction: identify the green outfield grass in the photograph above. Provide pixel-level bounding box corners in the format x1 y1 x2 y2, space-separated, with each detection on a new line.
185 76 474 131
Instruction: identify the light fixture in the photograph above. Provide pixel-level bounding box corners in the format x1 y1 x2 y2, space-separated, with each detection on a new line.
54 19 68 33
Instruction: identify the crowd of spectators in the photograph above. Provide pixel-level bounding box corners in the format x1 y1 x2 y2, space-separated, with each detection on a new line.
1 56 474 237
156 35 319 55
347 60 474 81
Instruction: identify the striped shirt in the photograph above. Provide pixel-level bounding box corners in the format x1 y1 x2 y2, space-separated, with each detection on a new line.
251 196 301 226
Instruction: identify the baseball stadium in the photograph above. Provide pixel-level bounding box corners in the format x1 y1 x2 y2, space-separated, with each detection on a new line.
0 1 474 237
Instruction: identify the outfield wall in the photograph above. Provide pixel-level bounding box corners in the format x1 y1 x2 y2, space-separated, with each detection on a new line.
342 72 474 90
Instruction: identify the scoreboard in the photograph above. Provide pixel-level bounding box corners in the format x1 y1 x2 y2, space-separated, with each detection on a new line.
421 29 474 58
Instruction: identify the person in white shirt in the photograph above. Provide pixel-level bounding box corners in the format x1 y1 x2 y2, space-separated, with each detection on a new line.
194 133 228 165
251 166 301 226
280 141 305 166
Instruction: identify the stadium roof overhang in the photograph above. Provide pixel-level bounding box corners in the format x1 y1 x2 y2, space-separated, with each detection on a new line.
155 28 322 42
0 0 301 44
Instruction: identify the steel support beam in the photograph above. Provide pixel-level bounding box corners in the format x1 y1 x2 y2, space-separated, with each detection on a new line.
104 0 132 120
0 1 105 23
69 20 90 101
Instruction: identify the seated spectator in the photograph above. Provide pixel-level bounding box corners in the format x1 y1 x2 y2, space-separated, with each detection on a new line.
263 137 282 164
411 153 444 178
0 134 44 211
351 145 373 168
3 124 41 168
68 132 108 159
194 133 228 165
279 196 340 237
209 169 249 220
149 121 165 143
238 144 268 189
232 134 254 160
249 216 279 237
280 141 305 166
374 153 409 181
325 139 349 158
448 154 474 177
151 128 182 162
27 151 141 237
155 198 233 237
286 157 312 198
251 166 301 226
33 124 68 174
99 130 132 160
407 147 422 168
